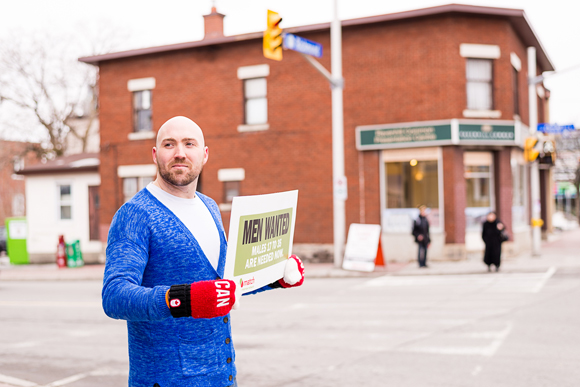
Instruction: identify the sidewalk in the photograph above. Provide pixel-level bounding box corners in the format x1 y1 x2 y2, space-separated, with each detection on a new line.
1 228 578 281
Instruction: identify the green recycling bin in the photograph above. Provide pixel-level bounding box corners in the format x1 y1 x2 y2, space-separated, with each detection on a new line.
5 217 29 265
66 240 84 268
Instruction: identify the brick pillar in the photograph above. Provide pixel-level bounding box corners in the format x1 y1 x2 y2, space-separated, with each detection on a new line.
442 146 466 244
494 148 513 240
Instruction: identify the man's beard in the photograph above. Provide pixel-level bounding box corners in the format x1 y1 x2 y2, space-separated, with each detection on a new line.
157 158 202 187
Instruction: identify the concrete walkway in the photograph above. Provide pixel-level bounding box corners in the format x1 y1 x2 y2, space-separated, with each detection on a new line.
1 228 578 281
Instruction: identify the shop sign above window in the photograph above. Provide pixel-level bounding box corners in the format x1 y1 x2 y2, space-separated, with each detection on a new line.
356 119 519 150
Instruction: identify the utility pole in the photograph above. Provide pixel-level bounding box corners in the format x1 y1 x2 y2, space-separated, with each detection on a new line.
331 0 346 267
528 46 541 256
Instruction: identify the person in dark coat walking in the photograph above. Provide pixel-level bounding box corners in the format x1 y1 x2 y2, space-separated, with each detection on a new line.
482 211 505 272
412 205 430 268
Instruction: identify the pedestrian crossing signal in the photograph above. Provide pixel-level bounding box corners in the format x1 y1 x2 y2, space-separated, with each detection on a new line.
264 10 283 61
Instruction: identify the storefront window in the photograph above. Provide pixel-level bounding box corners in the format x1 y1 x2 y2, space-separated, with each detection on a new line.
384 159 440 230
464 152 493 231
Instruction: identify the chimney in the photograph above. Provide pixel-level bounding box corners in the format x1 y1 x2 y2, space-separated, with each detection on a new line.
203 6 225 39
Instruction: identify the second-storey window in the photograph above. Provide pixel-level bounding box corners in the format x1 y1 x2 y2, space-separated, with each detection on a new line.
133 90 152 132
466 58 493 110
244 78 267 125
513 67 520 116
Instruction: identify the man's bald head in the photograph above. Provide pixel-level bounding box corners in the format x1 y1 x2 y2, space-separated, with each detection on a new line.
156 116 205 149
152 116 209 197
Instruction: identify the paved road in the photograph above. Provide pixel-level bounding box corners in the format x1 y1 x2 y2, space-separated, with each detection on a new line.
0 264 579 387
1 228 579 386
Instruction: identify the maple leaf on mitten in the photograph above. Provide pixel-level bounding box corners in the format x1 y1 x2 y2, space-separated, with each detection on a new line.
166 279 236 319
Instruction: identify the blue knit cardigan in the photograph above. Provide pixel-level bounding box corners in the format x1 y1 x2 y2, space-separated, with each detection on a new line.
103 189 254 387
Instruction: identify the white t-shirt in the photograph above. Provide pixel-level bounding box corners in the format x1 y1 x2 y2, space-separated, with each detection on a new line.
146 183 221 271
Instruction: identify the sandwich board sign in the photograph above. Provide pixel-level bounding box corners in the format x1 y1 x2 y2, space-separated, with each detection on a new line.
342 224 383 272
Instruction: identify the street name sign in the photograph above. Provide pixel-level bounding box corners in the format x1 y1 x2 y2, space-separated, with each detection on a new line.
283 33 323 58
537 123 575 133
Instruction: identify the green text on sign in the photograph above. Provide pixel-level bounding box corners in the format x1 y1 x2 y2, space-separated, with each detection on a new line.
234 208 293 276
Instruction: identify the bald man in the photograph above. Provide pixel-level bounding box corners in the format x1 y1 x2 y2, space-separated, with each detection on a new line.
102 117 304 387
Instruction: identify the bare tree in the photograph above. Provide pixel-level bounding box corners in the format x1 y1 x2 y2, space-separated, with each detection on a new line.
554 130 580 222
0 26 127 157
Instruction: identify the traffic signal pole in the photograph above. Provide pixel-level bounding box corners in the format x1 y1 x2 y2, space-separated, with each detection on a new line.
528 47 541 256
331 0 346 267
279 2 346 267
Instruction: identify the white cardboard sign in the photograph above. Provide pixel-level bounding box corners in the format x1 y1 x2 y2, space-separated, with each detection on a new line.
224 190 298 296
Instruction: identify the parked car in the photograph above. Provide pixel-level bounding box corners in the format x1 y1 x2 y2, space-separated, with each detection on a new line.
0 226 6 254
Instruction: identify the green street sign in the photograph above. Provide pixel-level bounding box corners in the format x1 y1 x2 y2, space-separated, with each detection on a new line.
357 122 453 150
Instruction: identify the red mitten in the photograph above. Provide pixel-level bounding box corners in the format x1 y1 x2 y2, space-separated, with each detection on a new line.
278 255 305 288
166 279 236 319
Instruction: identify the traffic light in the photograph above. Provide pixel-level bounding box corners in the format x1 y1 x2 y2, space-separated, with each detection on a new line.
539 139 556 165
524 137 539 162
264 10 283 61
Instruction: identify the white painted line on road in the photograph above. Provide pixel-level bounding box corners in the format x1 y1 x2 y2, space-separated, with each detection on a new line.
42 373 89 387
401 321 513 357
39 368 128 387
471 365 482 376
0 301 100 308
361 271 558 293
89 368 128 376
0 373 38 387
480 322 513 357
8 341 41 349
531 266 557 293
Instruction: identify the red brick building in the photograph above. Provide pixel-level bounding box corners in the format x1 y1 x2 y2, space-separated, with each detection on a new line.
81 4 552 261
0 140 39 225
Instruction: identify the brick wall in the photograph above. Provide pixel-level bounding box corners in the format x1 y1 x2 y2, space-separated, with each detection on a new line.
0 141 38 224
97 13 534 245
442 146 466 244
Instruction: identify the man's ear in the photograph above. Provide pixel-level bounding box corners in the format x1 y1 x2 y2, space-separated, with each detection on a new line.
202 146 209 166
152 147 157 163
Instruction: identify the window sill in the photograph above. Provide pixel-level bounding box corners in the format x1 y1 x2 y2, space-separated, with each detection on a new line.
237 124 269 133
128 131 155 141
219 203 232 212
462 109 502 119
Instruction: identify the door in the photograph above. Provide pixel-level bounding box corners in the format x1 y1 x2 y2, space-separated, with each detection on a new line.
88 186 100 241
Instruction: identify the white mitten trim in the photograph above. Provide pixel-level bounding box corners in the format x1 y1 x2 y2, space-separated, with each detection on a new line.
283 257 302 285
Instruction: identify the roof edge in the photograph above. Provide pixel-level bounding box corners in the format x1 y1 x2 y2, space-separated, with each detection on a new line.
79 3 553 71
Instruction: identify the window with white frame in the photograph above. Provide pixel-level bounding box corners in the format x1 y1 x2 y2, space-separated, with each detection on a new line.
127 77 155 133
133 90 152 132
123 176 153 203
244 77 267 125
382 147 442 231
223 181 240 203
466 58 493 111
217 168 245 211
237 64 270 130
58 184 72 220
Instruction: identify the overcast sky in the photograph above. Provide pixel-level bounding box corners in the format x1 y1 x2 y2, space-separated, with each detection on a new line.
1 0 579 127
